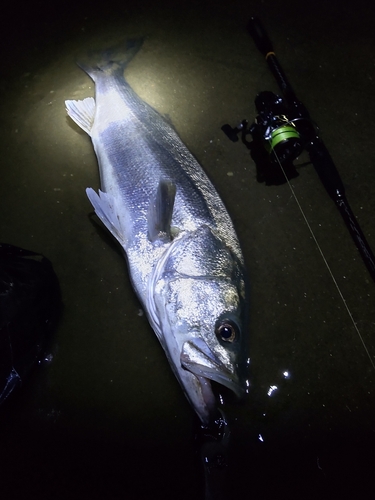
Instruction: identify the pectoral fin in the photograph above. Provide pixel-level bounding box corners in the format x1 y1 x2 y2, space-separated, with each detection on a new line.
148 180 177 243
86 188 126 245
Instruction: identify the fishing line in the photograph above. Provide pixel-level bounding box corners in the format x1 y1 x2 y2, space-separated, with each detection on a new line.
272 147 375 370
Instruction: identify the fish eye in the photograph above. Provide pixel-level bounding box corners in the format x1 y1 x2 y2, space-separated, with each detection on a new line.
215 319 238 343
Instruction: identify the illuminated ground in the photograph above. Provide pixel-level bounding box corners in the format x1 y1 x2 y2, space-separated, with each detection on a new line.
0 0 374 498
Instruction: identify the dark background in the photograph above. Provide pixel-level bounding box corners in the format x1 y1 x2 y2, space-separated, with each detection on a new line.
0 0 374 498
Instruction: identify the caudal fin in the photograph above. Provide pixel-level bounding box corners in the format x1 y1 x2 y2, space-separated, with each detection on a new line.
78 38 144 81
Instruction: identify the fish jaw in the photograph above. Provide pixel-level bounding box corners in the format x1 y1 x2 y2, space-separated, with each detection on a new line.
181 338 245 398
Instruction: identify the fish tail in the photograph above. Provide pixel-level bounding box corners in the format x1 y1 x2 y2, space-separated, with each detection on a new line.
78 38 144 81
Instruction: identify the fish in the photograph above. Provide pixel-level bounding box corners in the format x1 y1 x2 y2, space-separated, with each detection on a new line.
65 39 249 426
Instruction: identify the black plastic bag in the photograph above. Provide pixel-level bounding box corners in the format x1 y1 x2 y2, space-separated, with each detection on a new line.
0 243 61 404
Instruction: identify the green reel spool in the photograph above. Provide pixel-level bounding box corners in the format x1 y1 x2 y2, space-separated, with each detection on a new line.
268 124 300 152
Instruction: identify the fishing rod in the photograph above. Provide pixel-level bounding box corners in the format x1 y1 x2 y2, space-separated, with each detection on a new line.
223 17 375 284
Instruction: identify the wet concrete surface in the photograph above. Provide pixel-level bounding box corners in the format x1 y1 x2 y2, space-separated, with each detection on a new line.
0 0 374 498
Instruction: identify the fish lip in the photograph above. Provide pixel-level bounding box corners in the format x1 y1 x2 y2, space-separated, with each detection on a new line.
180 338 244 399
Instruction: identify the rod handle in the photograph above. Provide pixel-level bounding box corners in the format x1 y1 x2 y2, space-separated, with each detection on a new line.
248 17 274 56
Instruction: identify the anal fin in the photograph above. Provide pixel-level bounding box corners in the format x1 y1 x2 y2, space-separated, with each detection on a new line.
65 97 96 136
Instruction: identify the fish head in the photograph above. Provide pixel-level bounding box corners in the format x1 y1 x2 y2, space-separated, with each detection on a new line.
150 225 249 425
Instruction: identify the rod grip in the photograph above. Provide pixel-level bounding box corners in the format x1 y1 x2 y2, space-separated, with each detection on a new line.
306 139 346 201
248 17 274 56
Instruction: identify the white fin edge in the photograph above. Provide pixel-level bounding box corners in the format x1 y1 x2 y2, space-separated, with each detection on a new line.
65 97 96 136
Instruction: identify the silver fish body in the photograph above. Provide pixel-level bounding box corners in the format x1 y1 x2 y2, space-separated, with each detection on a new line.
66 40 249 425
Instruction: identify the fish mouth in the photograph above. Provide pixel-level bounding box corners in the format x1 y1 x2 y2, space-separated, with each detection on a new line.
180 338 244 400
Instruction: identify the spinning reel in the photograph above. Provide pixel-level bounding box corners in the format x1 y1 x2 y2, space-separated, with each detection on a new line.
252 90 303 164
221 16 375 282
222 90 310 185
